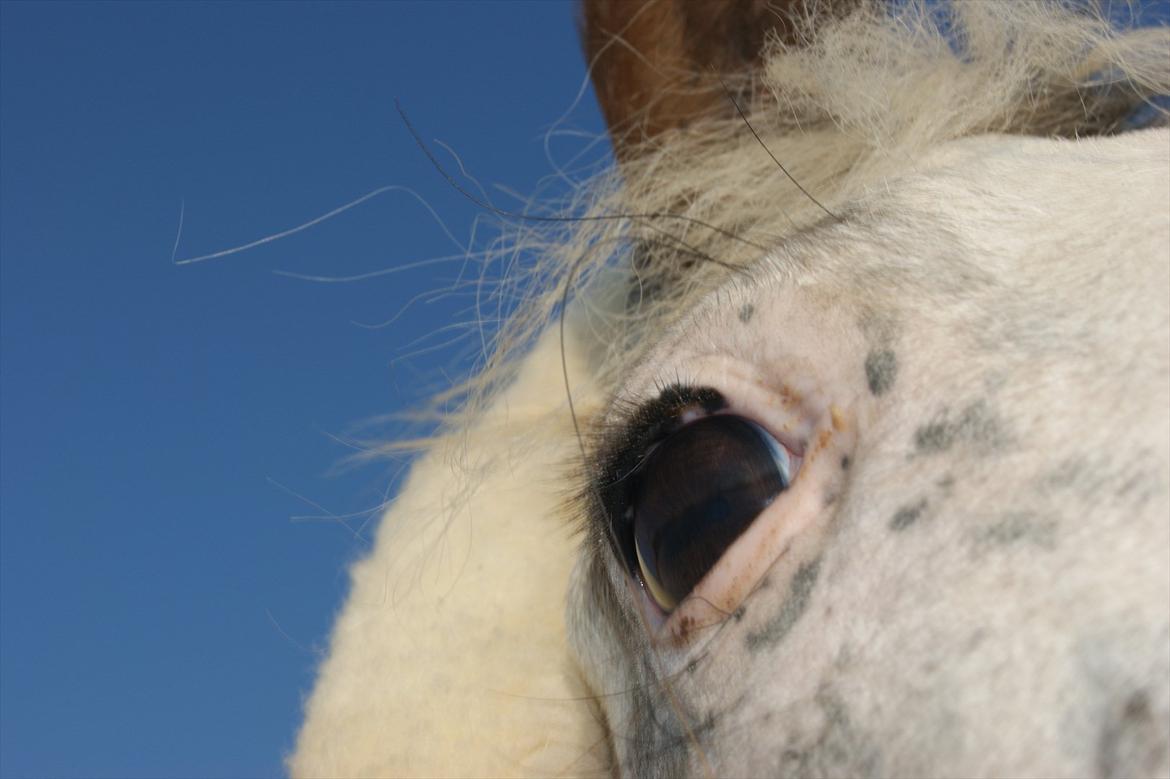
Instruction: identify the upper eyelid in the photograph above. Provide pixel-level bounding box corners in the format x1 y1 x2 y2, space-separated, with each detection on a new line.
589 385 726 486
584 384 726 554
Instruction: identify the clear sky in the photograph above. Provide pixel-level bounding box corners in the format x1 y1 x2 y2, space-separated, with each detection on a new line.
1 2 605 776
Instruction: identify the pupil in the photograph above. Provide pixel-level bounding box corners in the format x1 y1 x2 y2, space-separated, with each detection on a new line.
632 415 789 610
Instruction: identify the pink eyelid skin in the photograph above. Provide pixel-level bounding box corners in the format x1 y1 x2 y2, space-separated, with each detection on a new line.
623 355 856 645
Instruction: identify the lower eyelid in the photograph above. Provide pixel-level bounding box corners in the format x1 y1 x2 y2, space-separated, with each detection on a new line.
665 418 847 645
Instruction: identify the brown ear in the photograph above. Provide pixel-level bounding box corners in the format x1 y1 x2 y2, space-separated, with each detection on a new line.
579 0 833 157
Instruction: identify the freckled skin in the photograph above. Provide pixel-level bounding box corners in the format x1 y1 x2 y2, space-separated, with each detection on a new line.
865 348 898 396
1097 690 1166 778
569 131 1170 778
889 498 928 531
744 559 822 652
913 400 1006 455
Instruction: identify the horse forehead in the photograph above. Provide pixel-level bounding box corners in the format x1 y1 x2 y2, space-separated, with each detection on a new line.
776 130 1167 294
686 130 1170 369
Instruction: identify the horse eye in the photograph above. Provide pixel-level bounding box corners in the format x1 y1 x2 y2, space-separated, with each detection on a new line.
631 415 793 611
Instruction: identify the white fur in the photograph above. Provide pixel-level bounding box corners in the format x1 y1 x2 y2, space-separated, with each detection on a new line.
290 322 610 776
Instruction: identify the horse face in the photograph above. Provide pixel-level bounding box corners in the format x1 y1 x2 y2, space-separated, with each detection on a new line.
566 130 1170 776
290 3 1169 776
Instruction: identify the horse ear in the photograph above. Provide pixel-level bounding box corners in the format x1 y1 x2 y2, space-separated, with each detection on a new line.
578 0 832 157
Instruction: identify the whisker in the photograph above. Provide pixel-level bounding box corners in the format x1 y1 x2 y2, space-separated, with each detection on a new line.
271 252 473 283
717 75 842 223
396 99 769 253
172 184 465 265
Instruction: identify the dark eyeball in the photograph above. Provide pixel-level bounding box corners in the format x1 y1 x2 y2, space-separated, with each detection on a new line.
632 415 793 611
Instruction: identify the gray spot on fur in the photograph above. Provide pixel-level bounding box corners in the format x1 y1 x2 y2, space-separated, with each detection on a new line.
775 685 882 777
1113 467 1162 507
864 348 898 396
964 629 989 654
1033 452 1163 511
1038 456 1092 491
746 558 821 652
914 400 1005 454
889 499 928 531
626 665 689 777
620 647 739 776
1097 690 1168 779
969 512 1058 556
738 303 755 323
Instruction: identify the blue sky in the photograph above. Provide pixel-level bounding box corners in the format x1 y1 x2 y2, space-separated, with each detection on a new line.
1 3 604 776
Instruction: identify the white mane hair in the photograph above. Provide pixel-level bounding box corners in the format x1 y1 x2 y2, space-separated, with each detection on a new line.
290 2 1169 775
434 0 1169 430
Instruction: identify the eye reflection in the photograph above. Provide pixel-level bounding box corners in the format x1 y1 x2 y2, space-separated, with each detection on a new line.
631 415 793 611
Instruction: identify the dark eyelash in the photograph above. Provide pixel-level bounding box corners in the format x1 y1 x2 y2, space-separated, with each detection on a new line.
587 384 728 569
